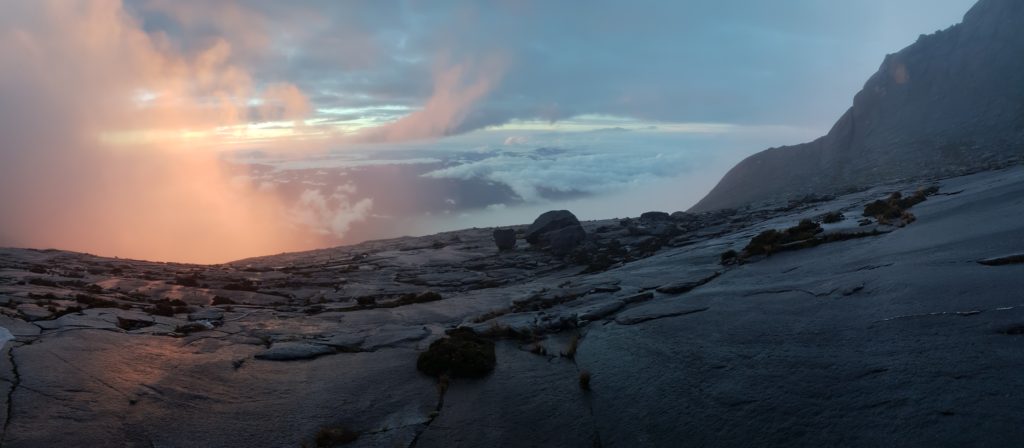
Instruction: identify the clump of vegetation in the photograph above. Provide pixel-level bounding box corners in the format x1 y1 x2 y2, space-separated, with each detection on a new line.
49 305 84 318
222 279 259 292
579 370 592 391
211 295 236 306
312 425 359 447
28 277 58 287
743 219 822 256
720 249 738 265
529 341 547 356
75 294 118 309
417 328 496 378
862 186 937 225
173 274 201 287
821 211 844 224
384 291 443 308
174 322 211 334
116 317 154 331
145 298 190 316
725 215 889 265
471 307 511 324
564 333 580 359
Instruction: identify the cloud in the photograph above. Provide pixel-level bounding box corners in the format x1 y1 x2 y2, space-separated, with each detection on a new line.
259 83 312 123
421 146 696 202
355 57 506 142
290 187 374 238
504 136 528 146
0 0 342 263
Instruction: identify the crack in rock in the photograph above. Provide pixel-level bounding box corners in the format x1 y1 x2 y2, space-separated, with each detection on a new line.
654 272 721 295
615 307 710 325
877 303 1024 322
977 254 1024 266
1 345 19 444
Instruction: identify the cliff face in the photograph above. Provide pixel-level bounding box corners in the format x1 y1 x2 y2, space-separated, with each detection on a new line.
691 0 1024 212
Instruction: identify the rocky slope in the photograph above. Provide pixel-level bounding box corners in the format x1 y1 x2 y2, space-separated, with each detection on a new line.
1 162 1023 446
691 0 1024 212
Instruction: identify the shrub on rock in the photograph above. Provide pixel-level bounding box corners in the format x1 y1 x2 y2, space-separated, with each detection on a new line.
821 211 844 223
417 328 496 378
743 219 822 256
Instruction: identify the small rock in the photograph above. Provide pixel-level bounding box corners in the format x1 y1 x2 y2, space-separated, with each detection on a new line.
17 303 53 321
671 211 696 222
323 333 366 352
175 321 215 334
493 228 517 251
255 342 336 361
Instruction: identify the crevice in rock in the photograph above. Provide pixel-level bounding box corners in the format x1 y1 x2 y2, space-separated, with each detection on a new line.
851 263 894 272
49 350 132 399
977 254 1024 266
1 345 20 444
744 288 835 298
561 332 602 448
407 375 449 448
654 271 721 295
616 307 710 326
876 303 1024 322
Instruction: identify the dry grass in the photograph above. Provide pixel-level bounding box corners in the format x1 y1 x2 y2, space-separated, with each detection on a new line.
564 333 580 359
579 370 592 391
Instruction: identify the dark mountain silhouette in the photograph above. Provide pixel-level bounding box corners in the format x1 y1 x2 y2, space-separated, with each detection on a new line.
692 0 1024 212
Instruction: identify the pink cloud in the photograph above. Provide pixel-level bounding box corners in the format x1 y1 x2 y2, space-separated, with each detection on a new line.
357 56 507 142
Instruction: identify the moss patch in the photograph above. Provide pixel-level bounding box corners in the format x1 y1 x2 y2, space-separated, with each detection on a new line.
313 425 358 447
417 328 496 378
743 219 822 256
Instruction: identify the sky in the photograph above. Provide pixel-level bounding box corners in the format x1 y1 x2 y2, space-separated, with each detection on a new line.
0 0 977 263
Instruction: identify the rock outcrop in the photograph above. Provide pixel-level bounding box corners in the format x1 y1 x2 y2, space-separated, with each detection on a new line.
692 0 1024 212
525 210 587 255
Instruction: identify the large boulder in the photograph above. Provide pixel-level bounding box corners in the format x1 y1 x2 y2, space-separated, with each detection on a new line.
525 210 586 255
543 225 587 255
639 211 671 222
492 228 517 251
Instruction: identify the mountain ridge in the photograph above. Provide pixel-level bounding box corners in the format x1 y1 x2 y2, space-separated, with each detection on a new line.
691 0 1024 212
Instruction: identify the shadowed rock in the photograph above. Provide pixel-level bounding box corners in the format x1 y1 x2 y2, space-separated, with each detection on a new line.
493 228 517 251
525 210 586 255
977 254 1024 266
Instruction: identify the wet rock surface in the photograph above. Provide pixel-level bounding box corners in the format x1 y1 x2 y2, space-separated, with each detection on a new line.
0 166 1023 446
